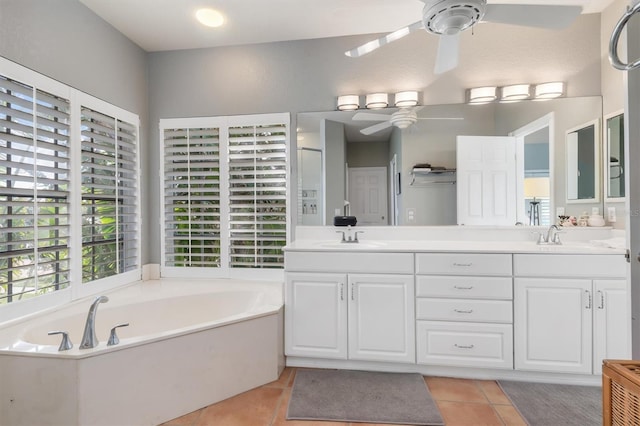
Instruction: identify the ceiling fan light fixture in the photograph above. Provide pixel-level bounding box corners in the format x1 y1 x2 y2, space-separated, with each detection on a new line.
366 93 389 109
394 91 419 108
468 86 497 105
534 82 564 100
500 84 530 103
337 95 360 111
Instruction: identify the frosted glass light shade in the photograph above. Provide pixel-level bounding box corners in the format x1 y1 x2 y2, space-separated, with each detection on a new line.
337 95 359 111
365 93 389 109
394 91 419 107
468 87 497 104
534 82 564 100
500 84 530 103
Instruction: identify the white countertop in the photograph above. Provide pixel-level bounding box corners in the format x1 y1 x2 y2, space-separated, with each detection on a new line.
284 239 626 255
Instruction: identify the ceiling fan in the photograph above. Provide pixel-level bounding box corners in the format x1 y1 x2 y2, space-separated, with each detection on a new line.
353 106 462 135
345 0 583 74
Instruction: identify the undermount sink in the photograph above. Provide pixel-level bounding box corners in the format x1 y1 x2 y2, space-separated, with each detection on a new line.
317 241 387 249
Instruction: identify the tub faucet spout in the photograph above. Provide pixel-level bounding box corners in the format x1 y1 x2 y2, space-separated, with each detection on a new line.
79 295 109 349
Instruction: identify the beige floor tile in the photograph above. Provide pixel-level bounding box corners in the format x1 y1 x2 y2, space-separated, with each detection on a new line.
476 380 512 405
436 400 504 426
195 386 283 426
159 408 203 426
425 377 488 403
266 367 296 389
493 404 528 426
271 388 349 426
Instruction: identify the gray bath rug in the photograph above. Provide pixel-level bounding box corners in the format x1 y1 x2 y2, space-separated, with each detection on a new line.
287 369 444 425
498 380 601 426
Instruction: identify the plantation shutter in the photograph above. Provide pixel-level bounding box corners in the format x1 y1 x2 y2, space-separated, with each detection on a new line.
228 122 287 268
81 107 138 282
163 127 221 267
0 75 71 302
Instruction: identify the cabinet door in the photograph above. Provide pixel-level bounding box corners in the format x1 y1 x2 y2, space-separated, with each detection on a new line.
348 274 415 363
285 273 347 359
514 278 592 374
593 279 630 375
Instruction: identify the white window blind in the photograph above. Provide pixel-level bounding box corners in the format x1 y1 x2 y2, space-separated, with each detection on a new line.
163 127 221 267
161 113 289 275
0 76 71 303
228 123 287 268
81 107 138 282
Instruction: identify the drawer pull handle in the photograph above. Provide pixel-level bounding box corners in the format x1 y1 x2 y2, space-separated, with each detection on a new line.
453 262 473 267
454 344 474 349
453 285 474 290
454 309 473 314
340 283 344 301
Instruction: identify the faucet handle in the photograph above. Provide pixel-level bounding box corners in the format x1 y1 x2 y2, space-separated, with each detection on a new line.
107 323 130 346
335 230 346 242
48 330 73 351
551 231 563 244
354 231 364 242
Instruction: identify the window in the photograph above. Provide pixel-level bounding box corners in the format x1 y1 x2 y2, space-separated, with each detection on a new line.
0 58 141 307
81 107 139 282
0 76 71 304
161 114 289 277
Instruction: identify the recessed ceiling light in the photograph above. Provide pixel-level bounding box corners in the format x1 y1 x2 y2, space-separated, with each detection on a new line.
195 8 225 28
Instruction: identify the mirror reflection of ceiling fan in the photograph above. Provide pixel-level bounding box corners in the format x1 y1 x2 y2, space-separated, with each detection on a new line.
353 106 463 135
345 0 583 74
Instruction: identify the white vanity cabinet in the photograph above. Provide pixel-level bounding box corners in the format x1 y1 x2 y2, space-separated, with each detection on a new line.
514 254 629 375
415 253 514 369
284 252 415 363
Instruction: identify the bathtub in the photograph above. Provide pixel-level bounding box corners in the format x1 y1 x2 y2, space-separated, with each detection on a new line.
0 278 284 426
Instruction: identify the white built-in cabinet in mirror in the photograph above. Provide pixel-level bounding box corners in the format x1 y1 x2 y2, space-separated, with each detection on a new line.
605 112 625 200
566 119 600 203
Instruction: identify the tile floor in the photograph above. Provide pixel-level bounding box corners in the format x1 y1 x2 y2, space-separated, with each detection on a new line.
160 367 527 426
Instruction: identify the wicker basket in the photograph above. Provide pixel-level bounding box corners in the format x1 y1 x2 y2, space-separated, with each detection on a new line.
603 360 640 425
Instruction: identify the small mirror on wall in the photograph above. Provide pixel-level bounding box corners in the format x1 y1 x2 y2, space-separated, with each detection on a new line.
566 119 600 203
605 111 625 200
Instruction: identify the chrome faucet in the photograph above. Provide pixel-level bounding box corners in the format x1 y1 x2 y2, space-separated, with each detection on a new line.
336 225 363 243
79 295 109 349
535 224 562 245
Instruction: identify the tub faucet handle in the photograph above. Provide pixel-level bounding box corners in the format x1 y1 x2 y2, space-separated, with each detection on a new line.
48 330 73 351
107 323 129 346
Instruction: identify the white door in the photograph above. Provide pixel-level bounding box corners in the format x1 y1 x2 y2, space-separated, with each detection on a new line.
593 279 630 375
514 278 592 374
348 274 415 363
348 167 388 225
285 273 347 359
457 136 517 225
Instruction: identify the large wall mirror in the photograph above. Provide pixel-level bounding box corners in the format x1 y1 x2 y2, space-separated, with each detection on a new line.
605 111 625 200
296 96 603 226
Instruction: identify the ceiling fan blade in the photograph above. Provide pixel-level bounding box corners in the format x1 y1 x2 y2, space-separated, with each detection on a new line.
353 112 392 121
483 4 582 30
417 117 464 120
360 121 393 135
434 33 460 75
345 20 424 58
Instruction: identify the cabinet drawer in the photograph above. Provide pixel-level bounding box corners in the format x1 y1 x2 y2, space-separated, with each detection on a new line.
416 298 512 323
416 253 512 276
285 251 414 274
514 254 626 278
416 276 512 299
416 321 513 369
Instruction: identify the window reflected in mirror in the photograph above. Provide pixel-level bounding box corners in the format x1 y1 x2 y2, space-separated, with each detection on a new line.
566 119 600 203
606 112 625 200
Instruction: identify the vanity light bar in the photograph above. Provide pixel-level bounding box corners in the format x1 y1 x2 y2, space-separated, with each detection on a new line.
337 95 359 111
467 82 564 105
365 93 389 109
336 90 421 110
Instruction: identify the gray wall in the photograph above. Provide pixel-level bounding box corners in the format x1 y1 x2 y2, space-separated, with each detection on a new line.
0 0 150 260
347 141 389 168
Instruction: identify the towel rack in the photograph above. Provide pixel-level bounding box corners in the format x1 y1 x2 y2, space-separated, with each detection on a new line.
609 1 640 71
410 169 456 186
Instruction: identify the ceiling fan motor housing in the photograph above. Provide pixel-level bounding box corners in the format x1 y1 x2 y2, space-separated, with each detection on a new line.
391 109 418 129
422 0 486 35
